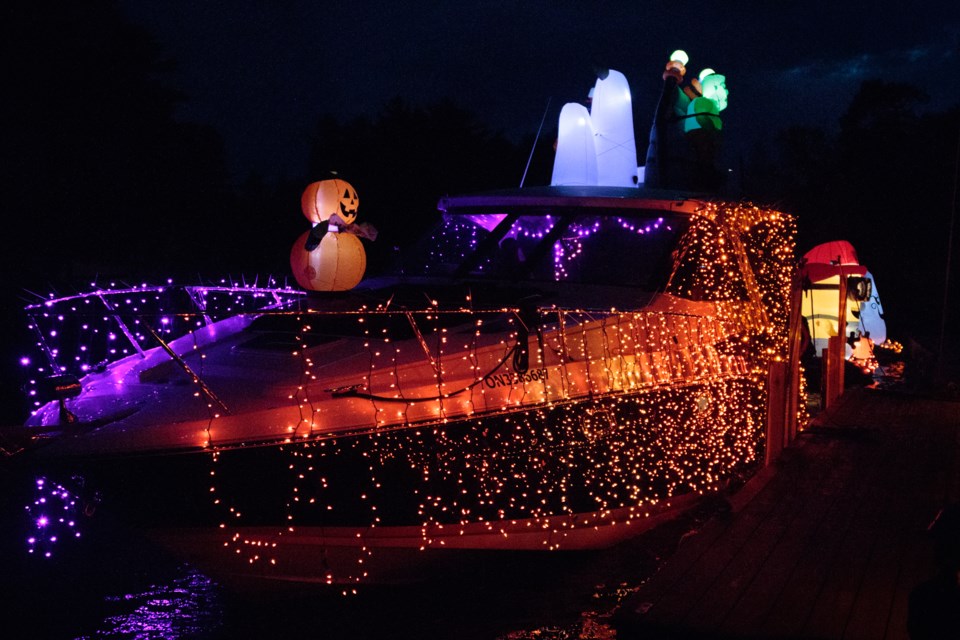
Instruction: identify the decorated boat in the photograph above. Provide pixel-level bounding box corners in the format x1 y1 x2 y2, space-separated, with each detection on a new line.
11 51 804 589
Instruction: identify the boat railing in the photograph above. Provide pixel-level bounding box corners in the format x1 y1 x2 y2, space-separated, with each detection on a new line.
21 283 306 409
20 281 740 423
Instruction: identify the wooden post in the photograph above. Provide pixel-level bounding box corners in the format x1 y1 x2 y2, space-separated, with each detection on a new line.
835 273 848 407
836 271 848 381
823 272 848 410
765 268 806 466
784 271 805 446
765 360 786 466
825 337 843 408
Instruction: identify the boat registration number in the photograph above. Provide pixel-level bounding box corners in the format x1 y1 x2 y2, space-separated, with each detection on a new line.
483 368 548 388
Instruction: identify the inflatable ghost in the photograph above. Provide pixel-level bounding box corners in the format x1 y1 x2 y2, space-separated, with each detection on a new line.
855 271 887 345
551 69 638 187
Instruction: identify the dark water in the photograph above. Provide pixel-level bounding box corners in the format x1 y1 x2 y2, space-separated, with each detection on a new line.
0 461 707 640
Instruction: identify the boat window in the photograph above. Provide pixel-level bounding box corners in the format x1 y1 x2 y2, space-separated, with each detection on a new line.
407 211 687 291
241 309 494 351
23 287 202 376
19 285 307 391
666 216 750 302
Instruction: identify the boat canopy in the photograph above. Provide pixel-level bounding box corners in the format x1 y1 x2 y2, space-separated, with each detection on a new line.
800 240 888 351
803 240 860 267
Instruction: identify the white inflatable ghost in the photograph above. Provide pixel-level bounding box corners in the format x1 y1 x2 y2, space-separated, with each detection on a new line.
551 69 638 187
551 103 598 186
856 271 887 345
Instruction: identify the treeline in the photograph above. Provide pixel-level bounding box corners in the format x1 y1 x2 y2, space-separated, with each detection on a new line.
303 99 532 274
743 81 960 344
2 1 534 288
3 1 234 286
4 1 958 344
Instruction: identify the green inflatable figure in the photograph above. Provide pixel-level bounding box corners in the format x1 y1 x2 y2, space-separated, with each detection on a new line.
684 72 727 133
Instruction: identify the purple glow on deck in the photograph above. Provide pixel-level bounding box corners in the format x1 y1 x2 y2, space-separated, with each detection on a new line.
20 283 306 411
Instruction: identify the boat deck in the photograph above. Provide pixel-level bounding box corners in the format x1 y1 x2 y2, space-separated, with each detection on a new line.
612 385 960 639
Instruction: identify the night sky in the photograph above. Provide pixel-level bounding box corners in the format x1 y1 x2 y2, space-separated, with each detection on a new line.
118 1 960 181
3 1 960 425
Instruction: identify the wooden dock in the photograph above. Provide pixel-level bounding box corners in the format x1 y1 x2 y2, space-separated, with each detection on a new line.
612 386 960 639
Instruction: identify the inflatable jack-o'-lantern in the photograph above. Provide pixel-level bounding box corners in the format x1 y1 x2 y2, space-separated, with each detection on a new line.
301 178 359 225
290 227 366 291
291 178 373 292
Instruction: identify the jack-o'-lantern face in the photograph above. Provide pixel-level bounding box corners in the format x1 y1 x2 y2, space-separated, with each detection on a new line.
301 178 360 225
336 184 359 224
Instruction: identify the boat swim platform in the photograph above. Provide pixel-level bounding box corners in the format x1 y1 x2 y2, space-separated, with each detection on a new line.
612 385 960 639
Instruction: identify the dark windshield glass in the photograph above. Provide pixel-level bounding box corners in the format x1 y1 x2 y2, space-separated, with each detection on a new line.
407 212 688 291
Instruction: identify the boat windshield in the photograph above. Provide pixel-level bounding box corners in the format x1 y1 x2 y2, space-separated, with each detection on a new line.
404 211 688 291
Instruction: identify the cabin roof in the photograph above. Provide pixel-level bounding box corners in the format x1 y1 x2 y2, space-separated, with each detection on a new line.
437 185 708 217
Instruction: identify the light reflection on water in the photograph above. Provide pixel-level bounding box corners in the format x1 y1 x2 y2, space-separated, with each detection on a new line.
3 467 713 639
75 565 223 640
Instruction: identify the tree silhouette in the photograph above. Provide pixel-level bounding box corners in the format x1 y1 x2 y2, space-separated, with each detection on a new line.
744 79 959 345
1 0 236 423
304 97 525 273
2 0 233 286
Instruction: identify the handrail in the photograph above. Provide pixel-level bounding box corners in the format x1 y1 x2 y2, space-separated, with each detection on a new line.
144 324 230 416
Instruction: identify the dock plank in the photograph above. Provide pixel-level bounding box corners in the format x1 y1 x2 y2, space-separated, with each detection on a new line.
718 439 858 636
756 463 876 638
613 387 960 639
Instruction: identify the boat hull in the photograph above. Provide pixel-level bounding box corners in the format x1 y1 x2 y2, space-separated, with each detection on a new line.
21 377 764 586
146 494 701 588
